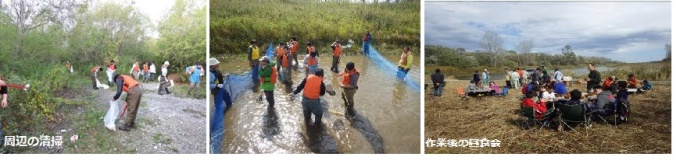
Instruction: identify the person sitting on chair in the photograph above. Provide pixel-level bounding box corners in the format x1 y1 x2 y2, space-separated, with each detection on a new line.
522 91 551 120
588 85 615 115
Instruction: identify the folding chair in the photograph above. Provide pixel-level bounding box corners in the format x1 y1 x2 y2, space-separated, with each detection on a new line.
591 102 626 128
556 101 591 133
521 105 554 133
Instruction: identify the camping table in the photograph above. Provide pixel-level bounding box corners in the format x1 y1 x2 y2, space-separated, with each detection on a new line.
467 88 492 96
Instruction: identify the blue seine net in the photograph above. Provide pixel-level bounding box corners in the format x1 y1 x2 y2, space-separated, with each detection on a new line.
210 43 275 153
364 43 420 92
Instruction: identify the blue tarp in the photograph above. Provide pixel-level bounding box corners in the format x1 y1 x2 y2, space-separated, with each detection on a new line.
364 43 420 92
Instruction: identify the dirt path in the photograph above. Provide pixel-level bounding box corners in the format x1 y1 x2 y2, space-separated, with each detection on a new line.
94 83 206 154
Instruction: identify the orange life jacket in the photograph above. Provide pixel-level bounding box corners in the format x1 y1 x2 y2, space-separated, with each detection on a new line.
307 46 316 55
303 75 323 99
333 44 342 57
276 47 285 58
133 63 140 72
282 53 290 67
341 69 360 87
291 41 299 53
91 66 101 73
306 56 318 66
108 63 116 70
259 66 277 84
143 64 149 72
118 75 139 93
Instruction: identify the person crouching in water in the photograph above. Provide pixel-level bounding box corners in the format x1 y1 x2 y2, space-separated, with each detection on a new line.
292 69 327 125
112 74 143 131
91 66 104 90
304 51 319 76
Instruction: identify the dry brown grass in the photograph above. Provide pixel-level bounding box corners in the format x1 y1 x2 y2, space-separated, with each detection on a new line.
425 80 671 154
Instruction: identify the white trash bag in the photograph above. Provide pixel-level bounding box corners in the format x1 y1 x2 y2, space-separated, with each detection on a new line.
96 79 109 89
104 100 120 131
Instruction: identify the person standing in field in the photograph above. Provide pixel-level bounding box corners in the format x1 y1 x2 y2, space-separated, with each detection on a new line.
397 47 413 81
339 62 360 118
142 61 150 83
186 63 204 99
288 37 300 67
158 61 172 95
130 60 141 80
585 63 602 93
150 62 156 82
330 40 343 74
554 68 564 84
504 68 512 88
431 68 445 97
0 78 7 141
107 60 117 86
511 69 520 89
482 69 490 86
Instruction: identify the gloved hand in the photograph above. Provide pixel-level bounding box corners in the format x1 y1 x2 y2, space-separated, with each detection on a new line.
217 84 224 88
288 93 296 101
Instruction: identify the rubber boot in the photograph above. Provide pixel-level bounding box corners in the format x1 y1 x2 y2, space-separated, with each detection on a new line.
165 88 172 94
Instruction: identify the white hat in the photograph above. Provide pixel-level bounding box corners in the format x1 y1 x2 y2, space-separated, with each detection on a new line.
164 61 170 66
259 56 270 62
209 58 220 66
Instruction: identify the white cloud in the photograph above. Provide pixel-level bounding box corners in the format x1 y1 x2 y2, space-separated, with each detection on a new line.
425 1 671 62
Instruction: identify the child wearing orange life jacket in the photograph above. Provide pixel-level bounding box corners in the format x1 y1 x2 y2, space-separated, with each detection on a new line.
303 43 319 75
288 37 300 66
275 42 286 71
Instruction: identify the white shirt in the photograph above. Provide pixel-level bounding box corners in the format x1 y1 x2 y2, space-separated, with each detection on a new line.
161 66 168 77
542 91 556 101
511 72 520 80
150 64 157 73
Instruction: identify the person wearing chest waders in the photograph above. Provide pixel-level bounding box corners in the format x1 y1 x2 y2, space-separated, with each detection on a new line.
397 47 413 81
258 56 278 108
247 39 261 84
280 46 294 85
363 31 372 55
209 58 232 116
330 40 343 73
339 62 360 118
112 74 143 131
288 37 300 67
292 69 327 125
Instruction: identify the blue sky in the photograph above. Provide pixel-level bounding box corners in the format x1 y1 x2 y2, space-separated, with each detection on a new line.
424 1 671 63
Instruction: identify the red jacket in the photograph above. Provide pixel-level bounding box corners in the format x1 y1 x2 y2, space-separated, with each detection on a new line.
522 98 547 120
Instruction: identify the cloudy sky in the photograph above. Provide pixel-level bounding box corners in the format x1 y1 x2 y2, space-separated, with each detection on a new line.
425 1 671 63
